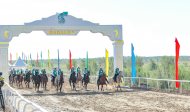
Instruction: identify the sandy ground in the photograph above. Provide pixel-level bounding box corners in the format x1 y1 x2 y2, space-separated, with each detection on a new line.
11 79 190 112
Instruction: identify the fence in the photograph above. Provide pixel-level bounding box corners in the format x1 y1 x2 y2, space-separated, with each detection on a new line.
90 76 190 93
2 82 47 112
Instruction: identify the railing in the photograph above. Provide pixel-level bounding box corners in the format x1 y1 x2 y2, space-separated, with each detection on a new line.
90 76 190 93
2 82 47 112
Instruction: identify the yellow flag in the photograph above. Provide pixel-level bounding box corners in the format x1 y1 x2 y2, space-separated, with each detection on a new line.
48 49 51 68
16 52 18 60
105 49 109 77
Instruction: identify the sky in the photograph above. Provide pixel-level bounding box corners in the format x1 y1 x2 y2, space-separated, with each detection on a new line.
1 0 190 59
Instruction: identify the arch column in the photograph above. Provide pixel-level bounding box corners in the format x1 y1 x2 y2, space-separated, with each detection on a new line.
112 40 124 72
0 42 9 76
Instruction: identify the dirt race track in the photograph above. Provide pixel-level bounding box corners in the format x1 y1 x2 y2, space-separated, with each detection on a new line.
14 80 190 112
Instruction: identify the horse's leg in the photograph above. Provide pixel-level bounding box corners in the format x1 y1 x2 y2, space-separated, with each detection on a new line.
37 83 39 91
45 82 47 90
101 85 103 91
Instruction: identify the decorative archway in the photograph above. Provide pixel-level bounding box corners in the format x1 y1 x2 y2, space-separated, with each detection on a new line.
0 12 124 75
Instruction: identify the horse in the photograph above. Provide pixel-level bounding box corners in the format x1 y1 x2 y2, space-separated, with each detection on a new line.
16 74 23 88
9 71 14 86
33 75 41 92
24 71 31 88
82 71 90 90
97 73 109 91
69 71 77 90
113 71 123 91
55 72 64 92
76 71 83 88
51 75 56 88
41 73 48 90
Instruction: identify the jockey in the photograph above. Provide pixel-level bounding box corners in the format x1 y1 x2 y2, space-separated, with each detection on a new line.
35 69 39 76
52 68 57 77
70 66 76 78
71 66 75 74
32 69 36 75
113 68 120 82
16 69 20 75
12 68 16 78
58 68 62 76
76 67 81 77
83 68 88 79
98 67 104 82
25 69 28 74
42 69 46 74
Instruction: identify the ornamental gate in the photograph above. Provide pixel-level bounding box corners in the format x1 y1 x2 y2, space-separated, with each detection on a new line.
0 12 124 75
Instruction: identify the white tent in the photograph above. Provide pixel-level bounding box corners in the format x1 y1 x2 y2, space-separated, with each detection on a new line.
12 57 27 69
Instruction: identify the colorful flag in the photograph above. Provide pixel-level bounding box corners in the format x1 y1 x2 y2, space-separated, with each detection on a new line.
131 43 136 84
30 53 32 64
58 49 60 69
85 51 88 70
22 52 24 60
36 52 39 67
10 53 12 64
48 49 51 68
175 38 180 88
41 51 43 67
25 55 27 64
69 50 72 69
16 52 18 60
105 49 109 77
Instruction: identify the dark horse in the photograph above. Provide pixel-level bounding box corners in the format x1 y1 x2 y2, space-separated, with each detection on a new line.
24 71 31 88
76 71 83 88
9 71 14 86
41 73 48 90
33 75 41 92
82 71 90 90
16 74 23 88
97 73 109 91
56 72 64 92
69 71 77 90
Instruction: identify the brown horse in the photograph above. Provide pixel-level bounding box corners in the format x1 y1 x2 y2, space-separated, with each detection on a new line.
97 73 109 91
16 74 23 88
113 71 123 91
76 71 83 88
56 72 64 92
41 74 48 90
33 75 41 92
69 71 77 90
9 72 14 86
24 71 31 88
82 71 90 90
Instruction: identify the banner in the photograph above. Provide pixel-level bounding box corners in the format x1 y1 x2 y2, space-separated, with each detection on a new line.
175 38 180 88
131 43 136 84
105 49 109 77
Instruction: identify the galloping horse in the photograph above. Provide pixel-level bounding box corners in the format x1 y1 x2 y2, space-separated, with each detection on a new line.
24 71 31 88
33 70 41 92
16 74 24 88
82 71 90 90
113 71 123 91
56 71 64 92
9 70 14 86
41 70 48 90
33 75 41 91
97 72 109 91
76 71 83 88
69 71 77 90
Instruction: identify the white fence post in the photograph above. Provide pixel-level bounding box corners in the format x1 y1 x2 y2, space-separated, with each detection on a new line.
2 82 48 112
